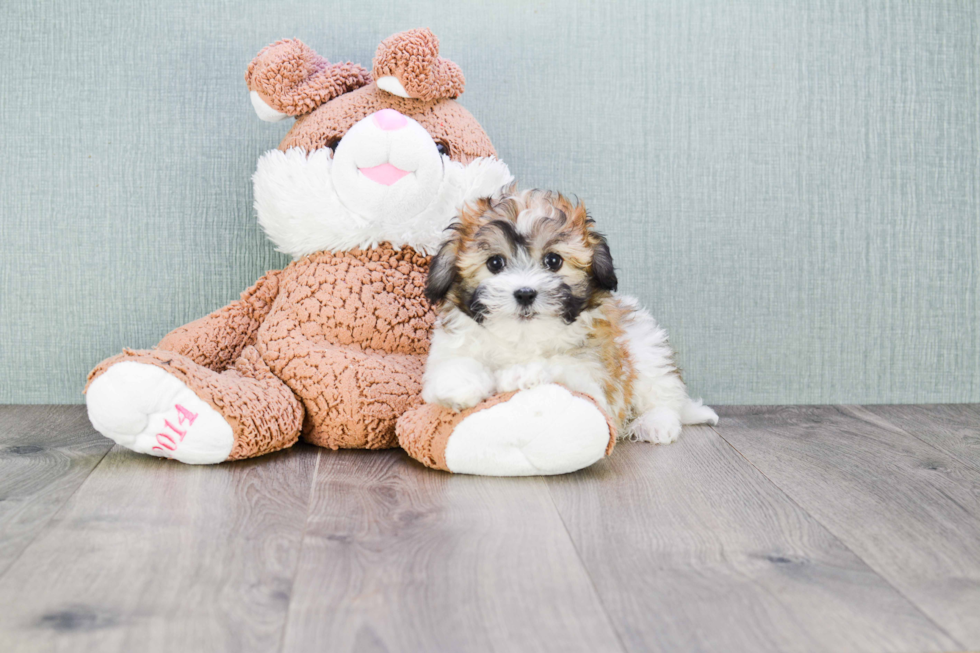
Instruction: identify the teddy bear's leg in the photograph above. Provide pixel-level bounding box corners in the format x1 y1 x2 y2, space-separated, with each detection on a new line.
396 384 616 476
276 343 426 450
86 347 303 464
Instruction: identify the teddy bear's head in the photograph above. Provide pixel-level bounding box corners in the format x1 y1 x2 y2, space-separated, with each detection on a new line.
246 28 512 259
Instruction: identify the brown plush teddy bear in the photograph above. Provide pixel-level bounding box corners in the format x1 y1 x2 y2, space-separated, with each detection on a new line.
85 29 616 475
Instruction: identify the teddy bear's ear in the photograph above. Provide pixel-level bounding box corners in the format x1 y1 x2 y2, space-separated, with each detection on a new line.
245 39 371 122
372 28 465 101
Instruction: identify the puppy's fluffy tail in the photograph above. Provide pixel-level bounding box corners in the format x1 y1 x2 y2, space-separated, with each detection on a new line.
680 398 719 426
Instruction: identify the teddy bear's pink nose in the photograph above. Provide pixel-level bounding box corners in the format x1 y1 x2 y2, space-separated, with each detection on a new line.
373 109 407 131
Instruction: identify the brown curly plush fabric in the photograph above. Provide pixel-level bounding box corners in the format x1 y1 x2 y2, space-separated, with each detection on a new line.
244 33 490 161
279 83 495 162
88 245 435 454
87 29 612 472
372 28 465 101
86 346 303 461
396 389 617 471
245 39 371 116
263 245 434 449
156 270 282 372
396 391 517 470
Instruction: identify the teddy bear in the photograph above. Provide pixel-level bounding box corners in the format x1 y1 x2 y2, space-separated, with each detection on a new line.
85 28 616 476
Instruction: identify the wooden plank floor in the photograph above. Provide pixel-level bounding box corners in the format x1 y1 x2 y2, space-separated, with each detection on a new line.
0 405 977 653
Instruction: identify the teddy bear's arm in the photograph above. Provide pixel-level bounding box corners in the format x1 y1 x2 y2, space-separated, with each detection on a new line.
156 271 282 373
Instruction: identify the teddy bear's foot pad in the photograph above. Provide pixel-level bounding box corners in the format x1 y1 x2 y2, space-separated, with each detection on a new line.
444 384 610 476
86 362 234 464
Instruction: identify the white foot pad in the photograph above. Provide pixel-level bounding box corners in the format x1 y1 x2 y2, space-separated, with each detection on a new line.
444 384 610 476
630 408 683 444
86 362 234 464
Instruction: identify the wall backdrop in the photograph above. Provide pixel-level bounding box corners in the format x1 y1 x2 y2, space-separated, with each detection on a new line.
1 0 978 404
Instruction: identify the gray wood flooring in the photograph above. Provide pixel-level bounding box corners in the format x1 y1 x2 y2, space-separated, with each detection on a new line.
0 404 977 653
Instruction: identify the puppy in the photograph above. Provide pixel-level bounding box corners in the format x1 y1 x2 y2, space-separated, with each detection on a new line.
422 188 718 444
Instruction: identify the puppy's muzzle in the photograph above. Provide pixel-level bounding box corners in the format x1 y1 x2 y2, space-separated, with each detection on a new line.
514 287 538 307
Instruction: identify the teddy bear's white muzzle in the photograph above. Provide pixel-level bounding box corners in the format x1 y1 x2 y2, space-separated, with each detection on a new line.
331 110 445 223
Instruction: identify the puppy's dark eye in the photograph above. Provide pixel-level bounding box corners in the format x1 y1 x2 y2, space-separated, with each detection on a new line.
435 141 450 156
487 255 506 273
544 252 563 271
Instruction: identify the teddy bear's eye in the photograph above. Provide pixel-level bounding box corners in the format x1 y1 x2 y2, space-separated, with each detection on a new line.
325 138 341 152
486 255 506 274
436 141 450 157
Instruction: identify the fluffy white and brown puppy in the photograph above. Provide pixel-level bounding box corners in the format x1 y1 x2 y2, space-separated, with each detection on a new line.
422 189 718 444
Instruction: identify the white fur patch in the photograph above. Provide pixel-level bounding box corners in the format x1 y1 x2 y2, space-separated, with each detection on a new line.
444 384 610 476
426 293 718 444
253 145 513 258
629 407 683 444
250 91 290 122
617 295 718 438
376 75 411 98
421 356 496 411
86 362 234 464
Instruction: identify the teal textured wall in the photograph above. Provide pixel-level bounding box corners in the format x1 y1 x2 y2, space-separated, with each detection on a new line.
1 0 978 404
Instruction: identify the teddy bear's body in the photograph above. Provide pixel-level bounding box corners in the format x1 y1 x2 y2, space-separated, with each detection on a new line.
91 246 432 457
249 245 433 450
85 29 619 475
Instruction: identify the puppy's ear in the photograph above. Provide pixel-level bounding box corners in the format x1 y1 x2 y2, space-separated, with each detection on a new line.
591 235 618 292
572 199 619 292
426 234 460 304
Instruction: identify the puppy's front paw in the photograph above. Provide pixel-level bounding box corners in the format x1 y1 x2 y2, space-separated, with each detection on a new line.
495 362 552 393
630 408 683 444
423 360 496 412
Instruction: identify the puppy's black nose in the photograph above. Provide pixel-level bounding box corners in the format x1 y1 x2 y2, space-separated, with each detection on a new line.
514 288 538 306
